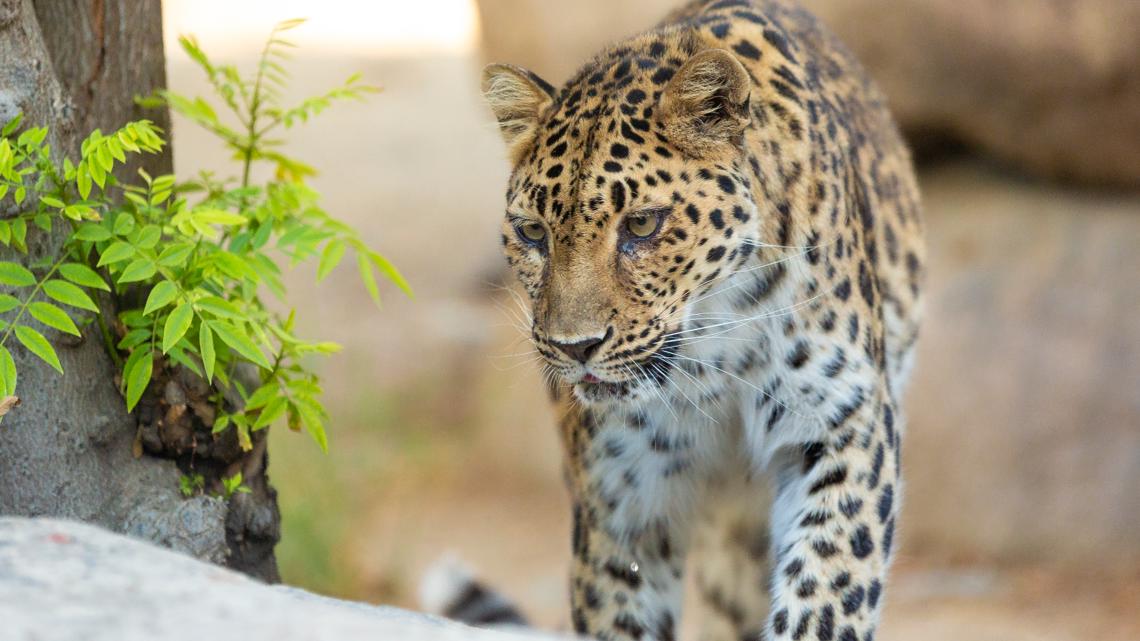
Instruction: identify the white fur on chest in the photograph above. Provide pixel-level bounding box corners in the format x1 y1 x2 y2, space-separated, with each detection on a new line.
675 262 840 461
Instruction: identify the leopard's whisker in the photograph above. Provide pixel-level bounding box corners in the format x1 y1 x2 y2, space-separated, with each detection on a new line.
647 360 705 420
660 352 808 422
665 292 830 338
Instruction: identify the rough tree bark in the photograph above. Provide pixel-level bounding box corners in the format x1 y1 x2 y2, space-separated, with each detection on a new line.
0 0 280 580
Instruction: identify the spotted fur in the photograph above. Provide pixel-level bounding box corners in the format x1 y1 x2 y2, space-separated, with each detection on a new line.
479 1 924 639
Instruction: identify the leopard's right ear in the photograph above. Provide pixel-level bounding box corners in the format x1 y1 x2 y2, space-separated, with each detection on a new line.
481 64 556 165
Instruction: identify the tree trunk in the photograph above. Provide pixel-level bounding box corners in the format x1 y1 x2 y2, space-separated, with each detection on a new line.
0 0 280 581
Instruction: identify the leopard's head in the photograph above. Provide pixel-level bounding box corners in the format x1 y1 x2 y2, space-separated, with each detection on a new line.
485 36 764 405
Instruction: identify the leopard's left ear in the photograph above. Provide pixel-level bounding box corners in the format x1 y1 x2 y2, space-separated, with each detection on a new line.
658 49 751 156
482 63 556 165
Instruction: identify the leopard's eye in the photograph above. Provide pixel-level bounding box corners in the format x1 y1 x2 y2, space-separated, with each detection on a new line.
518 221 547 243
626 214 658 238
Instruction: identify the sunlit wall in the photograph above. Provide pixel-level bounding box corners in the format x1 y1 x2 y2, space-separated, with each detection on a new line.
163 0 480 57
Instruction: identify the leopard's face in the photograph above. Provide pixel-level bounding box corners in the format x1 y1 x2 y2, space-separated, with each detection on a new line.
490 42 760 405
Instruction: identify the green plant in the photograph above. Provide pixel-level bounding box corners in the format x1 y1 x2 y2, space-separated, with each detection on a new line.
221 472 251 499
179 472 206 497
0 20 409 452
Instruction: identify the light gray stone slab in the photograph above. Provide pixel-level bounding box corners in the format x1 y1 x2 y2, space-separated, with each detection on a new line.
0 517 570 641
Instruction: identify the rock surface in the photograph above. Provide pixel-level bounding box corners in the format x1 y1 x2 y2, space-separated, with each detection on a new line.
902 162 1140 569
0 517 566 641
475 0 1140 187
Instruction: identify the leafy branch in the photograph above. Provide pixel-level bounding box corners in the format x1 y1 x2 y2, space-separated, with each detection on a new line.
0 20 409 453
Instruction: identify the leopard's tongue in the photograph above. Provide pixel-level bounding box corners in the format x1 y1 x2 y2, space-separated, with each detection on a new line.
582 373 601 384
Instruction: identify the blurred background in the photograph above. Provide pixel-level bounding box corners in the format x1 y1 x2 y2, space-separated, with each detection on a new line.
162 1 1139 639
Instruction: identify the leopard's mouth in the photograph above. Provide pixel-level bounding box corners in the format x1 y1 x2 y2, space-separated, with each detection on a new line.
560 333 682 405
572 359 676 406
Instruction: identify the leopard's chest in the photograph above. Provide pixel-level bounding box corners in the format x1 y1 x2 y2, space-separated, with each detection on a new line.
667 262 870 456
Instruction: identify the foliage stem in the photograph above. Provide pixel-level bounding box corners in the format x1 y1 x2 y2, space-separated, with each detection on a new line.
0 254 66 348
95 312 122 368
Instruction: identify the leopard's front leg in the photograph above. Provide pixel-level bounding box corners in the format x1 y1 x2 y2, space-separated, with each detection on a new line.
763 391 900 641
569 498 687 641
562 405 712 641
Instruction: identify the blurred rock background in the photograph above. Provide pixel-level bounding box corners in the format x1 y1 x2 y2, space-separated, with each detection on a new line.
163 1 1139 639
479 0 1140 188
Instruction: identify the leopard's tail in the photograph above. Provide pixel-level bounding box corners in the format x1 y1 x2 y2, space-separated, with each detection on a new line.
418 554 528 628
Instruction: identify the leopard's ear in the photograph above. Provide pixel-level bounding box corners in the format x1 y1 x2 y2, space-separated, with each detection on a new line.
658 49 751 157
482 64 556 165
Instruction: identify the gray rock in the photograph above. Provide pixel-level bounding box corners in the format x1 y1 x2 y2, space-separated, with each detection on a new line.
0 517 570 641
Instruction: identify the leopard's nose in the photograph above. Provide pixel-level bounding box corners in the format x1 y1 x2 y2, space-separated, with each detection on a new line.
550 328 612 364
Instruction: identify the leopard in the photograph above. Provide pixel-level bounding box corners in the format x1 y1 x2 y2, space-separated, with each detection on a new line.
426 1 925 639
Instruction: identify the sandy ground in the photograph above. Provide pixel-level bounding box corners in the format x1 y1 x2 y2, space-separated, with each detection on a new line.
167 54 1140 640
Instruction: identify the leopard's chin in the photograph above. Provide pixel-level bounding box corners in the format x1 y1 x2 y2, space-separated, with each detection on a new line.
573 378 633 404
572 375 665 406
